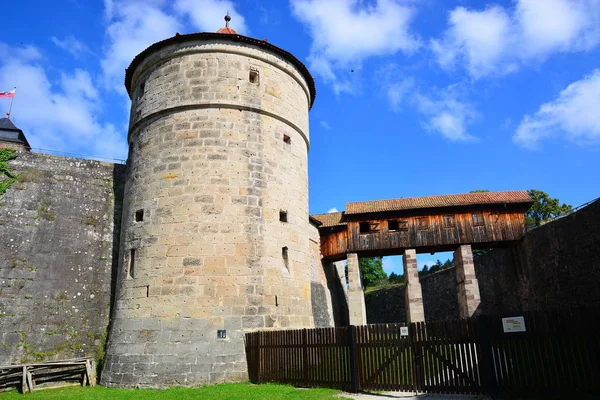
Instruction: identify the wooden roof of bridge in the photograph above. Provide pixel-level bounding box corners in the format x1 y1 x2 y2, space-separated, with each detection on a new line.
345 191 533 215
311 191 533 227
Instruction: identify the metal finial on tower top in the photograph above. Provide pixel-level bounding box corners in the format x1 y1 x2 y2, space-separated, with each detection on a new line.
217 11 237 34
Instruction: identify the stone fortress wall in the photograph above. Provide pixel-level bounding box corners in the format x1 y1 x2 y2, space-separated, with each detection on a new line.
0 151 124 365
100 38 328 387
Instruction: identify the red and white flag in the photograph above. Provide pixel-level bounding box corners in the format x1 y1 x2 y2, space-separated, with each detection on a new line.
0 89 15 98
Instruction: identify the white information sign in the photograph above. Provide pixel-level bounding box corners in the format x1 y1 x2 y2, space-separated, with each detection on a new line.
400 327 409 336
502 316 526 333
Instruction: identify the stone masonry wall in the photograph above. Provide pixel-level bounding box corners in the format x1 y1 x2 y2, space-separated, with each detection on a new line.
309 223 334 328
102 39 315 388
476 198 600 314
0 151 124 364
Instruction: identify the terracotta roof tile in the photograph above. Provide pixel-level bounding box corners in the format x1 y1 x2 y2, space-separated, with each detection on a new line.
216 27 237 34
310 212 346 228
346 191 533 215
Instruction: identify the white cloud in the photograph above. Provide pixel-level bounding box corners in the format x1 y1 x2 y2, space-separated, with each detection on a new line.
102 1 182 93
0 43 128 160
50 36 93 58
320 120 332 130
381 66 477 141
413 87 478 142
290 0 420 93
174 0 247 34
514 70 600 149
327 207 338 213
101 0 247 94
432 0 600 78
386 77 415 112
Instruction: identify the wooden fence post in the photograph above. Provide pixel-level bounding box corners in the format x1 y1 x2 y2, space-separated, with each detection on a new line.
478 316 498 399
349 325 359 393
257 332 262 384
302 329 309 387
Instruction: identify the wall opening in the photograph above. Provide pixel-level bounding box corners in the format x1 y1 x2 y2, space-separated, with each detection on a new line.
443 215 456 228
139 82 145 98
249 70 259 84
359 222 371 234
279 210 288 222
283 134 291 145
416 217 429 230
388 220 399 232
128 249 136 279
135 209 144 222
472 213 485 226
282 246 289 271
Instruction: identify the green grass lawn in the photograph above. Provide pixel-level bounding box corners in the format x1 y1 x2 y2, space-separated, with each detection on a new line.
0 383 350 399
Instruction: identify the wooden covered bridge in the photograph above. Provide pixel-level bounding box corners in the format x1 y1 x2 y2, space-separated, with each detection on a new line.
310 191 534 325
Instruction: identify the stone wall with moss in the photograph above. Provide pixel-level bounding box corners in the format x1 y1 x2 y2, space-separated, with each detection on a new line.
0 150 125 365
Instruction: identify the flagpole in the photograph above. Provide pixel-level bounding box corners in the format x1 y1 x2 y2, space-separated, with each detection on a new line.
7 87 16 119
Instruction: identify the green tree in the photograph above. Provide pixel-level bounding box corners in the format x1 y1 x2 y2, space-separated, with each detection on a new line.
388 272 404 284
0 148 18 199
359 257 386 288
469 189 490 193
526 189 572 227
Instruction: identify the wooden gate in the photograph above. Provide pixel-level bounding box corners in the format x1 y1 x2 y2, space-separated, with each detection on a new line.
245 308 600 397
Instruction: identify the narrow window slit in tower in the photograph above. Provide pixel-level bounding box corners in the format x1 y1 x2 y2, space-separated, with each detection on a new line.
282 246 289 271
249 70 259 84
139 82 145 98
146 285 149 297
135 209 144 222
283 134 291 145
280 210 288 222
275 295 278 307
128 249 136 279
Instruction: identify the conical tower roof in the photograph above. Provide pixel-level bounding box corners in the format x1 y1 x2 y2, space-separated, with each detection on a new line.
0 117 30 150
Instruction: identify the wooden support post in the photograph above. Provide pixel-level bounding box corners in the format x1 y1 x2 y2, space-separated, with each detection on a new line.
349 325 359 393
21 366 27 394
90 359 97 386
302 329 309 387
26 370 34 392
478 316 498 399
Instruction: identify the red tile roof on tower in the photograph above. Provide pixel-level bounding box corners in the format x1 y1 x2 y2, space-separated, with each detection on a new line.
345 191 533 215
217 26 237 34
217 12 237 35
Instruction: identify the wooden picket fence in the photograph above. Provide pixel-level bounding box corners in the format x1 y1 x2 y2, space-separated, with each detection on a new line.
245 307 600 397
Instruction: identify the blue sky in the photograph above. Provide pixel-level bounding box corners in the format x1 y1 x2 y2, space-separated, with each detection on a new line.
2 0 599 274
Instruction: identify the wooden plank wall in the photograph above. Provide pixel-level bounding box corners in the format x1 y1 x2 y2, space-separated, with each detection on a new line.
318 209 527 258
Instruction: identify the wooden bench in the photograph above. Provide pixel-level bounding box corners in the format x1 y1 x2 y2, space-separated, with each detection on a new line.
0 357 96 393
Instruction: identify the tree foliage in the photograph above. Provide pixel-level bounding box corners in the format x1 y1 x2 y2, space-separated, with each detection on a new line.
388 272 404 284
0 148 17 199
359 257 387 288
526 189 572 227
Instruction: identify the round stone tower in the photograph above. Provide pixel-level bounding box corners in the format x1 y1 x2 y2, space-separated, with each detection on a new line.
101 17 316 388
